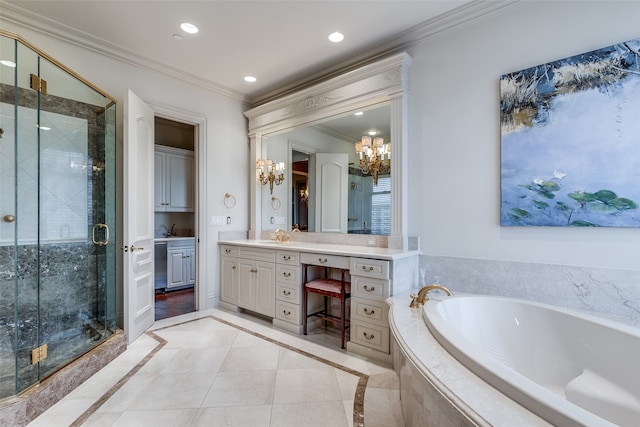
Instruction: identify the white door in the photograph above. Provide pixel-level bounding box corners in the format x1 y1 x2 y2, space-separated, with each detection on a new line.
311 153 348 233
123 89 155 344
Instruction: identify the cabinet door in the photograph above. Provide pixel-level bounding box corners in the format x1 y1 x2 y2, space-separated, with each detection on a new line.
167 153 194 212
186 247 196 285
254 261 275 317
237 258 256 310
167 248 186 288
220 256 237 304
154 151 167 211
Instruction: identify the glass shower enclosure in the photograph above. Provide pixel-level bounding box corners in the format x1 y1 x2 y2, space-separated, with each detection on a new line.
0 31 116 399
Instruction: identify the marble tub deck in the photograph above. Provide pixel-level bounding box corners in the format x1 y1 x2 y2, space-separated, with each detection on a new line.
27 308 404 427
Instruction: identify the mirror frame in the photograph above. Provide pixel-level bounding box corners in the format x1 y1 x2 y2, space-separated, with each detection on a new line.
244 52 413 249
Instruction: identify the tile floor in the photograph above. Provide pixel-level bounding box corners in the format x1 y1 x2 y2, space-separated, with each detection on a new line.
27 308 405 427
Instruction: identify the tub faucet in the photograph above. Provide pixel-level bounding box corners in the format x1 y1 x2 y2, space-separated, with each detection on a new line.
409 284 453 308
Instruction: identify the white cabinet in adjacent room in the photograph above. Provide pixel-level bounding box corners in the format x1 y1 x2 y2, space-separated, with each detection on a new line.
166 239 195 290
154 146 194 212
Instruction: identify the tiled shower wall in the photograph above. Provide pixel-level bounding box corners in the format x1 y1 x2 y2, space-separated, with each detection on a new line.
420 255 640 327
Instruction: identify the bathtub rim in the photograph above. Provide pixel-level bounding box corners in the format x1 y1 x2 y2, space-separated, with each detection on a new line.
387 293 551 426
423 293 627 427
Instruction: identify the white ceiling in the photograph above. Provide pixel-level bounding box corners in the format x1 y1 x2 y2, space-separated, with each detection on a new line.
2 0 479 105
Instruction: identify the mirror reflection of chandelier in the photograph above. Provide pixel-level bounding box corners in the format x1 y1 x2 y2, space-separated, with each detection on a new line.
299 187 309 203
355 134 390 185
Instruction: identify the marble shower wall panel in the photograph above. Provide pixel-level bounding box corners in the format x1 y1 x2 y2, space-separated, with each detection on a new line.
420 255 640 327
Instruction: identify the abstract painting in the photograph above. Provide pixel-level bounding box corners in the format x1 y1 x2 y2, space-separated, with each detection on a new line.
500 37 640 227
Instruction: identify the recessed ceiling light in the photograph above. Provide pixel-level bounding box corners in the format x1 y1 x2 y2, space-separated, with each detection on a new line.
180 23 199 34
328 32 344 43
0 59 16 68
244 76 257 83
172 34 183 41
368 130 377 136
354 111 364 116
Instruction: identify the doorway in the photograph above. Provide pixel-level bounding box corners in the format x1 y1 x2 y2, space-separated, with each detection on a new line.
153 117 196 320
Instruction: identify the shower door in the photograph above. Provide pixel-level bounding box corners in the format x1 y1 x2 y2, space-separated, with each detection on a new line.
0 31 116 399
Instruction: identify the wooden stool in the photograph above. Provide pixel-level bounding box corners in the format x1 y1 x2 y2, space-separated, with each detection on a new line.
302 264 351 349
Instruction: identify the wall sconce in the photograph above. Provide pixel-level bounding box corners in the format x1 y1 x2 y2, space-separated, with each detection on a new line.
299 187 309 203
257 159 285 194
355 134 391 185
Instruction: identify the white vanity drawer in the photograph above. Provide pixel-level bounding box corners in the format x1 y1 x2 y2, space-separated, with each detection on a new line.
350 257 389 280
350 319 390 353
220 245 238 257
237 246 275 262
277 250 300 265
276 283 300 304
352 276 389 301
351 299 388 326
300 252 350 269
276 264 299 285
275 300 300 325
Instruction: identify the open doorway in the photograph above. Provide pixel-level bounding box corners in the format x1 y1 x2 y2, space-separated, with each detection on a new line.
153 117 196 320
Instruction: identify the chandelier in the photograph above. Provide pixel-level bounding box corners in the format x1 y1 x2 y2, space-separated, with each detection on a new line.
355 135 390 185
256 159 285 194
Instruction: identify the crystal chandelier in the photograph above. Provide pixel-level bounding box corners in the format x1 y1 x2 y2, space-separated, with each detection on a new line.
256 159 285 194
355 135 390 185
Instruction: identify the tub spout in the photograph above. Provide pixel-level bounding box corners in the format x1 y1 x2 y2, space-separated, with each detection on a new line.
410 284 453 308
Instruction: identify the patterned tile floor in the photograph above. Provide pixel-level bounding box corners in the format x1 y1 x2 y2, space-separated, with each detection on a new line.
27 309 405 427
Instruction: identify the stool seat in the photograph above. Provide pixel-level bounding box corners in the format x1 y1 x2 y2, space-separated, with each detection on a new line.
305 278 351 296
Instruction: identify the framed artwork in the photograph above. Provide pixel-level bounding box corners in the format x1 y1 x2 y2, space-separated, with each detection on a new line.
500 37 640 227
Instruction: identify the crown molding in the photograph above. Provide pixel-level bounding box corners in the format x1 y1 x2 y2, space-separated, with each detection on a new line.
249 0 522 106
0 0 521 106
0 1 247 102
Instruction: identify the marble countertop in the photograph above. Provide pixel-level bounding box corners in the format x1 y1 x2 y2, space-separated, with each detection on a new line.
154 236 195 242
218 239 420 261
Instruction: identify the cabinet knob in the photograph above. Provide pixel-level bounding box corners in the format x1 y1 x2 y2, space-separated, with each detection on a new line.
363 285 375 292
362 265 374 272
318 258 327 263
363 308 375 316
282 310 291 316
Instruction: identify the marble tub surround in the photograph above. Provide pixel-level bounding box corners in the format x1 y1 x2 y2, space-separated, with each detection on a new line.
388 294 550 427
28 308 405 427
420 255 640 327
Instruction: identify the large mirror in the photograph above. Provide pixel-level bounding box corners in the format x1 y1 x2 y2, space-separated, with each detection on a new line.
261 104 391 235
245 51 412 248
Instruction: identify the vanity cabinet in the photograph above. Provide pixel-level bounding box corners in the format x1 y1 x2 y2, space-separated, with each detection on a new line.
166 239 195 290
273 250 302 332
218 241 419 364
220 246 238 305
154 146 194 212
221 245 276 317
348 257 391 354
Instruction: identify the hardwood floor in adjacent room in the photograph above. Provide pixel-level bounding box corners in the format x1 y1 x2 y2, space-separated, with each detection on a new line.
155 288 195 320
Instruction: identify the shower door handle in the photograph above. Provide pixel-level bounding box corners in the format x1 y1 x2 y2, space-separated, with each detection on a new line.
92 223 110 246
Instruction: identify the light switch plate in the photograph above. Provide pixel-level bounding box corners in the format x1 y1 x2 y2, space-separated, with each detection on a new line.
211 216 226 226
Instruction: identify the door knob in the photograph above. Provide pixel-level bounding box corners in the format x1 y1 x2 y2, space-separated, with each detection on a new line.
130 245 144 252
3 214 15 223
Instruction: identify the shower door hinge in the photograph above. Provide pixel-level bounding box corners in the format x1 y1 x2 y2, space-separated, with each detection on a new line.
30 74 48 95
31 343 48 364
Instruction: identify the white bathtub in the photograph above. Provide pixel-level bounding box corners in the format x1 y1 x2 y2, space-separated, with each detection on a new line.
423 294 640 427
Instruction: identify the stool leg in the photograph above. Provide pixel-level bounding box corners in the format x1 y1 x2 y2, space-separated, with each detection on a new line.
303 287 308 335
340 296 346 349
324 296 328 327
